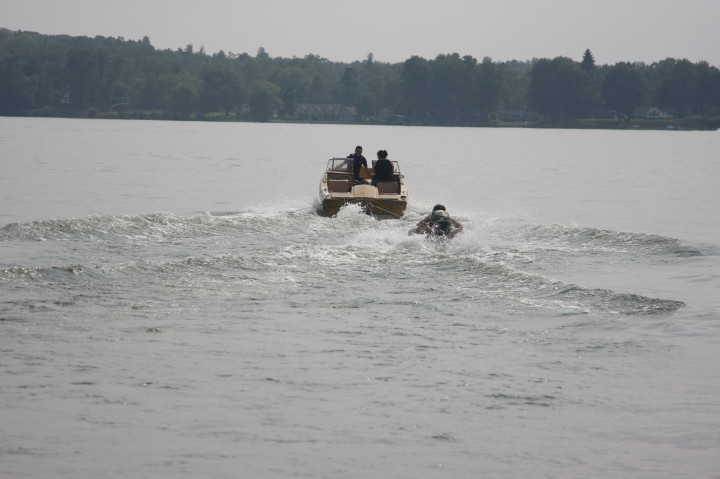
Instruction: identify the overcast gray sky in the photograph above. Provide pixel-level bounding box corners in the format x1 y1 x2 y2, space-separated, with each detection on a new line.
2 0 719 66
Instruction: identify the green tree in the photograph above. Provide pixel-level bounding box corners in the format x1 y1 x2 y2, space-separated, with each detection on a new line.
381 74 403 112
0 56 39 114
581 49 595 72
692 62 720 117
356 76 384 118
499 61 532 110
601 62 649 120
136 74 173 110
656 59 697 116
475 58 505 116
11 27 720 126
528 57 594 119
399 56 431 119
307 73 332 103
247 80 282 121
199 65 244 115
66 48 100 111
340 66 359 105
170 78 199 118
427 53 476 122
274 67 310 116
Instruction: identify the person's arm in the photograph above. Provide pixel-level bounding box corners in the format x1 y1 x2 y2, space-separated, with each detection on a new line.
449 218 463 237
415 215 433 234
354 156 370 183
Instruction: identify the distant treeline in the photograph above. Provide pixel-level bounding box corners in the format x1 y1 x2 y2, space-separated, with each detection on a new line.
1 28 720 127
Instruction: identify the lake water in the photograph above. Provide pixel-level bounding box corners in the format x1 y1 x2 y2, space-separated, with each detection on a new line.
1 117 719 478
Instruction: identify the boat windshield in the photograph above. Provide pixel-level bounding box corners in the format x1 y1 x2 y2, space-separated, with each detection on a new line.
326 157 401 174
326 158 353 172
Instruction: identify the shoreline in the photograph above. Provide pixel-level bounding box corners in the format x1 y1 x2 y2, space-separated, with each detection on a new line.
5 112 720 131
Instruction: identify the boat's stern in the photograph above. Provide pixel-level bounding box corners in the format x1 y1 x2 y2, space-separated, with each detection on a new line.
319 157 408 218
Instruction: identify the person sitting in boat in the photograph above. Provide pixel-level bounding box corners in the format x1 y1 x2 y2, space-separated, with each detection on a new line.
347 145 369 184
371 149 394 186
416 204 463 237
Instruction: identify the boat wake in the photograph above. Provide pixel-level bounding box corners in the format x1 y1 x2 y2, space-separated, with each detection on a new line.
0 203 693 321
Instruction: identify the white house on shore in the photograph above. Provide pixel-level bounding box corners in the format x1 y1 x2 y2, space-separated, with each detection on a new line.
633 107 676 119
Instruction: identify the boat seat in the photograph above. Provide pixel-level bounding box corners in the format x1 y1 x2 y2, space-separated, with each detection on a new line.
376 181 399 194
328 179 351 192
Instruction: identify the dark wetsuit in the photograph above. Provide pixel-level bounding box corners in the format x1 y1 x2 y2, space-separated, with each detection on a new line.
416 211 463 236
347 153 368 182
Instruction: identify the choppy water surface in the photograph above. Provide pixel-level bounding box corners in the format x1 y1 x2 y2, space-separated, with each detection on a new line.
1 118 719 478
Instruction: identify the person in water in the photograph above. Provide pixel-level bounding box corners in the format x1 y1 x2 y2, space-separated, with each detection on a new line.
347 145 369 184
416 204 463 237
371 149 394 186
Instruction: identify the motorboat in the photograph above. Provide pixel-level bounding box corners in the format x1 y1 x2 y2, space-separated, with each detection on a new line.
318 157 408 218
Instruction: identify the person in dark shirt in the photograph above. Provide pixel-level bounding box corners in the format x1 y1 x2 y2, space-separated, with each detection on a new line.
371 149 394 186
347 146 369 184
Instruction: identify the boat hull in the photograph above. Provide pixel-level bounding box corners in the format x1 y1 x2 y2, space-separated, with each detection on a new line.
321 197 407 218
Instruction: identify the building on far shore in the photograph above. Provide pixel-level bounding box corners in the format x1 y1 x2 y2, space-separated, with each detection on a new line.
293 104 357 122
633 107 676 119
498 110 538 122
